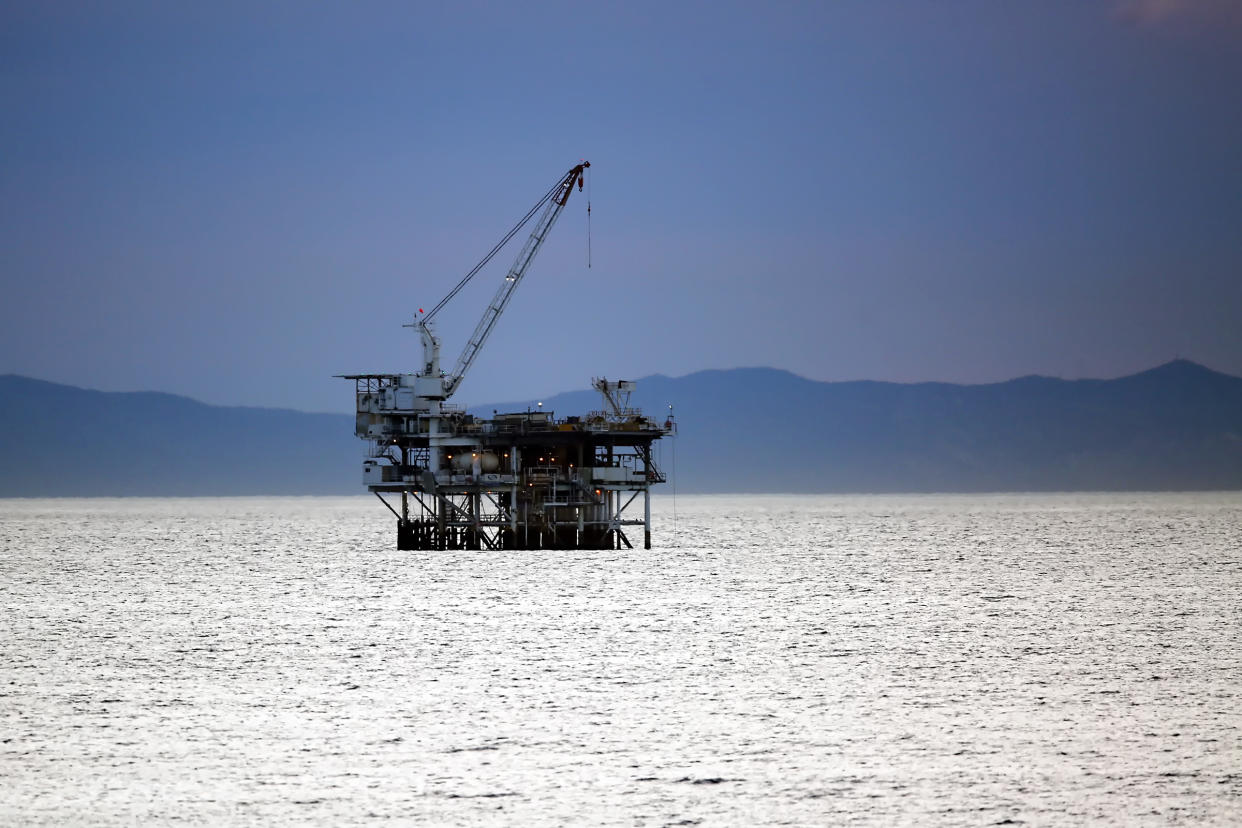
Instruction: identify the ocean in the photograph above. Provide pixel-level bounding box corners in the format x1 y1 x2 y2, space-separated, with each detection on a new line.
2 493 1239 825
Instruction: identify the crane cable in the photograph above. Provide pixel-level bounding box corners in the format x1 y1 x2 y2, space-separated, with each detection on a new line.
587 167 592 269
420 172 569 323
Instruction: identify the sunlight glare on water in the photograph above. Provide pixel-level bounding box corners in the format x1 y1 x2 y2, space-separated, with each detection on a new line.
2 493 1240 825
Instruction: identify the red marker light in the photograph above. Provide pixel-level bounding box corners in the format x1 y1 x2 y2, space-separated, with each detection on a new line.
418 308 424 314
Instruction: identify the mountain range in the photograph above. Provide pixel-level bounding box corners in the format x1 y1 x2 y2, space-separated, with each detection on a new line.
2 360 1240 497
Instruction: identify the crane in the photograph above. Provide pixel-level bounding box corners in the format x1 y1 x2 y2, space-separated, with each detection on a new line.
407 161 589 404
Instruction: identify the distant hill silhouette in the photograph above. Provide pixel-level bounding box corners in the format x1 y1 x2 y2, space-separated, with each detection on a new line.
2 360 1241 496
474 359 1242 493
0 376 357 496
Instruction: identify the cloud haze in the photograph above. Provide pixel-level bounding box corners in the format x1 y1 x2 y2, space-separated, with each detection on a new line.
1114 0 1242 26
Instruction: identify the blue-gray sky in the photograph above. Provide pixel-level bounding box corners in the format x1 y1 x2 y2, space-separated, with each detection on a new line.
3 0 1240 412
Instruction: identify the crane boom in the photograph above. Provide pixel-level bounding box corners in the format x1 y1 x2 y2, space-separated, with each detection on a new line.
445 162 587 396
413 161 588 401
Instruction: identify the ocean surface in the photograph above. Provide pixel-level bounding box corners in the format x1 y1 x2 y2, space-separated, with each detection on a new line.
2 492 1240 826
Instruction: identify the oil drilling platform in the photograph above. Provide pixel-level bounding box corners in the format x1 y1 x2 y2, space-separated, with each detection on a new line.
341 162 673 550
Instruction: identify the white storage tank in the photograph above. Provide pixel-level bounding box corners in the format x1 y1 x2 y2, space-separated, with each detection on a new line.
450 451 500 472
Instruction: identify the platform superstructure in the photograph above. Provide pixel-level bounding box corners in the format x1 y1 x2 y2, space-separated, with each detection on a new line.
340 162 672 550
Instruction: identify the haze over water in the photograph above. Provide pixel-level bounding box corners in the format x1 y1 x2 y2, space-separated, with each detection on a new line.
2 493 1240 825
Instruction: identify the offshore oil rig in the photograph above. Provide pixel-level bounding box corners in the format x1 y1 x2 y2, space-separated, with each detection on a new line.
341 162 673 550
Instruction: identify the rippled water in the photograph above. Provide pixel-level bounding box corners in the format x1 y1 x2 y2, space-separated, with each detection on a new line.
2 493 1240 825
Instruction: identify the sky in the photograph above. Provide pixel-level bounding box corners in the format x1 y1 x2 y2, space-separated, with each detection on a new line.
2 0 1240 412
